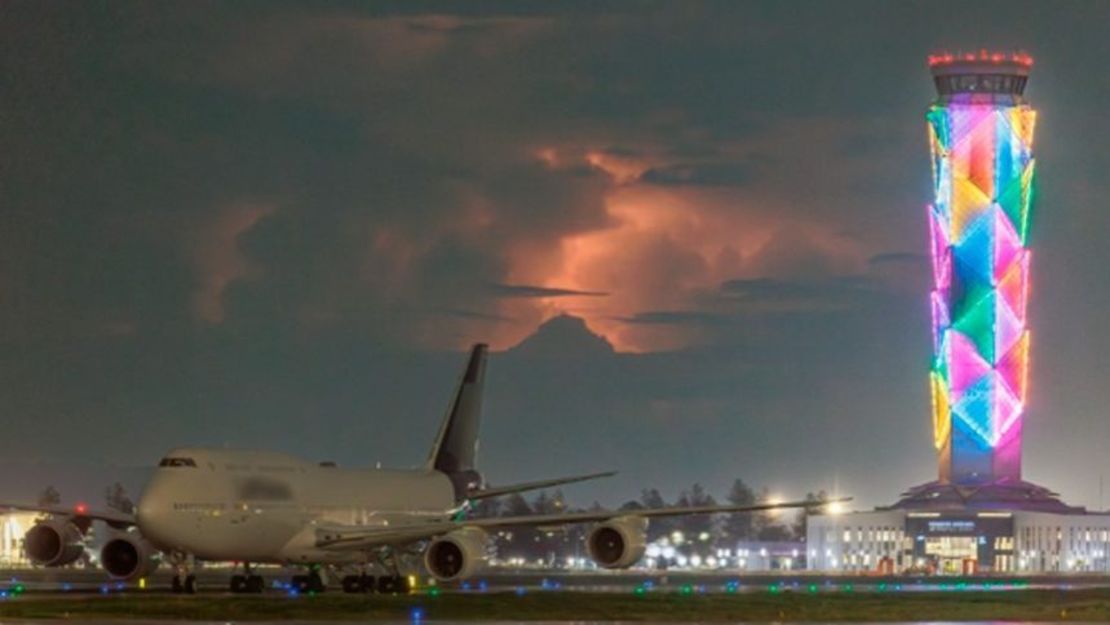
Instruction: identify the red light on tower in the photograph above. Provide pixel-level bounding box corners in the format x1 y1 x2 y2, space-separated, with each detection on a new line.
927 50 1034 71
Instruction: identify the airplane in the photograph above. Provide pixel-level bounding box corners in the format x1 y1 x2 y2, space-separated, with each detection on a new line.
7 344 844 594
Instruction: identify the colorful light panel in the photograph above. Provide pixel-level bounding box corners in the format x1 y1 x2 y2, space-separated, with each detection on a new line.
928 95 1036 483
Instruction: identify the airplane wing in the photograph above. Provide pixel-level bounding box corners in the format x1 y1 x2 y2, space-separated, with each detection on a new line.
0 502 136 527
466 471 617 501
315 497 849 550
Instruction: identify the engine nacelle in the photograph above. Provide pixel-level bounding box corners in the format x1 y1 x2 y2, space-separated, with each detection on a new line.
24 520 84 567
424 527 489 582
587 515 647 569
100 533 160 580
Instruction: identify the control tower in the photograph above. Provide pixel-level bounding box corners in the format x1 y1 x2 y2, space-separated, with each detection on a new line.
926 51 1035 486
806 53 1106 576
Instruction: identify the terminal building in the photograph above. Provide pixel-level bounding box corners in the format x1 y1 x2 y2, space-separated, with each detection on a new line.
808 52 1110 575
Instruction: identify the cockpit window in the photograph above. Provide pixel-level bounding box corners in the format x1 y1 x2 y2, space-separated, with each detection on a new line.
159 457 197 468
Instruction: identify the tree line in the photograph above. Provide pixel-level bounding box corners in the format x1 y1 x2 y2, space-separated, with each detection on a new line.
470 479 828 566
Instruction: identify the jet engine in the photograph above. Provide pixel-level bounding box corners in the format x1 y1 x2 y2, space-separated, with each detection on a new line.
100 533 160 580
24 519 84 567
424 527 489 582
586 516 647 569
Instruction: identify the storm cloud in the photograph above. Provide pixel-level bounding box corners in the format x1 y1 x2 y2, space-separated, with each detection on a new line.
2 1 1110 508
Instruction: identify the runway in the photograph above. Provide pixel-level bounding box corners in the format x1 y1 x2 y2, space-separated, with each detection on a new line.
3 568 1110 596
0 621 1096 625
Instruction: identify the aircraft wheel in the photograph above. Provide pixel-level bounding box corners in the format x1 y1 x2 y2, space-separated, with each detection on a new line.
341 575 362 594
360 574 376 594
291 575 308 594
377 575 406 594
246 575 265 593
307 571 325 593
184 574 198 595
230 575 246 593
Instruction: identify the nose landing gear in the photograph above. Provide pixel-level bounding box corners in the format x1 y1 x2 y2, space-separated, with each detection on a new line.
171 574 198 594
169 552 198 594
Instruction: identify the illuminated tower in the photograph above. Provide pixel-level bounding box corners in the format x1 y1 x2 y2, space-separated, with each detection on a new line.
927 51 1035 485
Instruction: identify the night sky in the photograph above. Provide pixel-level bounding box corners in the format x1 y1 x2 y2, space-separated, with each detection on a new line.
3 1 1110 510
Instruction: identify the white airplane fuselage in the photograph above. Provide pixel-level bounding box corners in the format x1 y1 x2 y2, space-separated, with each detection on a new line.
135 448 457 564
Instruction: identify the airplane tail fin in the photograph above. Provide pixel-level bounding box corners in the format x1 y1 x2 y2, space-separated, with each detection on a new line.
426 343 488 500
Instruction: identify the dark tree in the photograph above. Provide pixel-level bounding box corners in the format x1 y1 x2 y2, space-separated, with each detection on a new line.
37 486 61 507
105 482 134 514
791 490 829 539
498 493 538 560
639 488 671 541
753 487 791 542
722 478 756 542
640 488 666 509
470 496 501 518
502 493 532 517
673 483 717 543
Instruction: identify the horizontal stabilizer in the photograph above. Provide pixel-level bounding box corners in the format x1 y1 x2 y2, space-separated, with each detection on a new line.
466 471 617 501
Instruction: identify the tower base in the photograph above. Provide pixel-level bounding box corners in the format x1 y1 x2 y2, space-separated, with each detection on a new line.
885 478 1084 514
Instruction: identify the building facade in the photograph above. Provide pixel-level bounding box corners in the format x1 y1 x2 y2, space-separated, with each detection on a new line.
809 509 1110 574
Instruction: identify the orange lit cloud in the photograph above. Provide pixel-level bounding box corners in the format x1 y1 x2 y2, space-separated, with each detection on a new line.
492 143 872 352
191 203 274 324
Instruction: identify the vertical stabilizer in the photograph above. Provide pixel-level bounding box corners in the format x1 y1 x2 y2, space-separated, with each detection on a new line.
426 344 487 499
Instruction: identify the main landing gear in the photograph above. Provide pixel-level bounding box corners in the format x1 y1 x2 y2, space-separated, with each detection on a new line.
291 567 326 594
339 574 410 594
340 547 411 594
230 562 265 594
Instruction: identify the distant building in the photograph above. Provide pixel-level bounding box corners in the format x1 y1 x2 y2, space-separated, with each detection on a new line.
808 52 1110 575
730 540 806 571
0 511 42 567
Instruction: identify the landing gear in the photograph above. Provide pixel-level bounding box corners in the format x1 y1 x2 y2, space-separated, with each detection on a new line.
172 574 198 594
377 575 410 594
230 574 264 593
341 574 375 593
170 552 198 594
370 547 413 594
291 570 325 594
338 573 407 594
230 563 265 594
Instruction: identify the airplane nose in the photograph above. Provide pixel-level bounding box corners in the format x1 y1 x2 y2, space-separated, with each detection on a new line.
135 478 172 539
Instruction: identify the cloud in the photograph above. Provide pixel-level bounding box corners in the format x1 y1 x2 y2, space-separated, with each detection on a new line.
720 275 881 311
488 283 609 298
869 252 927 267
190 203 275 324
618 310 735 326
640 162 752 187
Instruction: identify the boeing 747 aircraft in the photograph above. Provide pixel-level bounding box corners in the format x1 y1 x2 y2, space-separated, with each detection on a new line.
6 344 840 594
